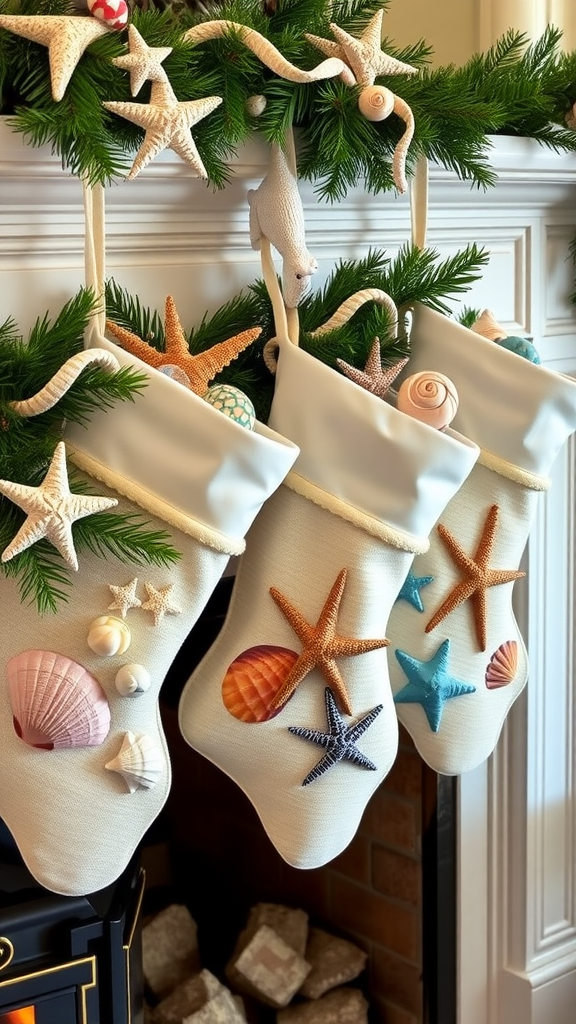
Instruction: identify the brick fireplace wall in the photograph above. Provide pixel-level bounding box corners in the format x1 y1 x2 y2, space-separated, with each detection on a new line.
157 581 428 1024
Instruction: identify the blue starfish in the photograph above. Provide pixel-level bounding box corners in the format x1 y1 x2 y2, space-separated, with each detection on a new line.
394 639 475 732
289 687 383 786
395 571 434 612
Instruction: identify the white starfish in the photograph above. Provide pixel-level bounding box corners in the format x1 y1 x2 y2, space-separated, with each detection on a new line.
108 577 142 618
111 24 172 97
305 9 417 88
0 15 110 101
141 582 182 626
103 78 222 179
0 441 117 571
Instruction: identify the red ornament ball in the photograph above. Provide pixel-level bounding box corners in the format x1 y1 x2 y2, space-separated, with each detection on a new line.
88 0 128 29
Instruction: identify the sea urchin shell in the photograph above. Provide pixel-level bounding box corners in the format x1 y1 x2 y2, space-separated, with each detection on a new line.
485 640 518 689
222 645 299 722
6 649 111 749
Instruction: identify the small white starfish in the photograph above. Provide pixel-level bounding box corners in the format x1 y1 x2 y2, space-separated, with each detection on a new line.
111 24 172 97
108 577 142 618
103 78 222 179
141 582 182 626
0 15 110 101
0 441 117 571
305 9 417 88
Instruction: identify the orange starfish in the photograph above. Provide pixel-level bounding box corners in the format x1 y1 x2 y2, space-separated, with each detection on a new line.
269 567 389 714
425 504 525 651
106 295 261 396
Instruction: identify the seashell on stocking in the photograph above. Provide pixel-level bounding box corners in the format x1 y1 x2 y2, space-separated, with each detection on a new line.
105 731 165 792
397 371 459 430
222 645 299 722
485 640 518 689
470 309 507 342
87 615 131 657
6 650 111 749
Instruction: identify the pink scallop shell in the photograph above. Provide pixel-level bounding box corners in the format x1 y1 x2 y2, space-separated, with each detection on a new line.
485 640 518 689
222 645 299 723
397 371 459 430
6 650 111 749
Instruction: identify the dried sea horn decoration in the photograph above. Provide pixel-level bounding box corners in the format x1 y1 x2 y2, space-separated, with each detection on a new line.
356 87 415 194
9 349 120 417
105 730 165 792
310 287 398 339
397 370 459 431
6 649 111 750
470 309 507 342
182 21 345 83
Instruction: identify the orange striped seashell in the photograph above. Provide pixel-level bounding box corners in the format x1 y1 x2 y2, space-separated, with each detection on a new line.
222 645 298 723
485 640 518 689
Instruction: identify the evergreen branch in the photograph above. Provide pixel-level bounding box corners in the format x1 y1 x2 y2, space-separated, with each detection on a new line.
0 507 72 613
105 279 165 345
381 242 490 313
71 508 182 567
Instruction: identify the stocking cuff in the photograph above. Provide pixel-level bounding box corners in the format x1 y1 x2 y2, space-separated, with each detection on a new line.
408 303 576 479
268 338 479 540
65 337 299 549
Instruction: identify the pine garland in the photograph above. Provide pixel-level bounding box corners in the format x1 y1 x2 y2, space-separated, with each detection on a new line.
0 289 181 613
1 0 575 191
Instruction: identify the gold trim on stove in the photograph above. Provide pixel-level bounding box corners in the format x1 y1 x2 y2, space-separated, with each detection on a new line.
0 955 97 1024
123 867 145 1024
0 938 14 974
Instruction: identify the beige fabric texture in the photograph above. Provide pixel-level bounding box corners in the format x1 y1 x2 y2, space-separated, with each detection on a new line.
387 304 576 775
178 339 480 869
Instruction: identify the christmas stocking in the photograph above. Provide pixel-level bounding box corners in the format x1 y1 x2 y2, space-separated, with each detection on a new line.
178 335 479 869
387 302 576 775
0 185 299 897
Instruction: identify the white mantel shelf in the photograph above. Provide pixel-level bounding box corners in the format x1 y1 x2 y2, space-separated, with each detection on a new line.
2 120 576 1024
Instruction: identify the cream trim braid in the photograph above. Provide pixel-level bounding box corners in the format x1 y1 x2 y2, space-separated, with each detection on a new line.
284 471 429 553
478 448 550 491
68 445 246 556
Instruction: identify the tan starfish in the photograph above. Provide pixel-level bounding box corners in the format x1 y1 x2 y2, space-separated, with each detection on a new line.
0 15 110 101
337 339 408 398
108 577 142 618
0 441 117 571
111 24 172 97
269 567 389 715
141 582 182 626
425 504 526 651
106 295 262 396
305 9 417 88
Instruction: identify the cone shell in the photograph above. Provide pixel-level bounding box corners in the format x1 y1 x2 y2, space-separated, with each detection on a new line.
6 649 111 750
105 731 165 792
87 615 131 657
358 85 394 122
222 645 299 723
397 371 459 430
485 640 518 689
115 663 152 697
471 309 507 342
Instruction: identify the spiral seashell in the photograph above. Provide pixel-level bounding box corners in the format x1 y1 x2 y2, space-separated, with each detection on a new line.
222 645 299 722
105 731 164 792
115 664 152 697
470 309 507 342
397 371 459 430
6 650 110 749
357 85 394 122
9 349 120 418
485 640 518 689
87 616 131 657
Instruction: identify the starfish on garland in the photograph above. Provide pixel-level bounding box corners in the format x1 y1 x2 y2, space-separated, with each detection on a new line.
0 441 117 571
394 639 476 732
395 570 434 612
337 338 408 398
289 686 383 786
141 582 182 625
111 24 172 97
103 78 222 179
0 15 110 102
106 295 261 396
305 9 417 88
425 504 525 651
108 577 142 618
269 567 389 715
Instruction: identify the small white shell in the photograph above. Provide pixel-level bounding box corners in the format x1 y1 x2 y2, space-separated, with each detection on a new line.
105 731 164 793
87 616 131 657
246 94 267 117
397 371 459 430
115 664 152 697
470 309 507 342
358 85 394 122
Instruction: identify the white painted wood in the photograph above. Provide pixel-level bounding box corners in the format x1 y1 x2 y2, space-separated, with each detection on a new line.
2 120 576 1024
